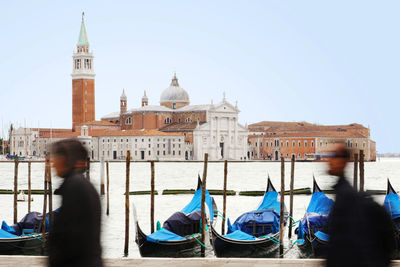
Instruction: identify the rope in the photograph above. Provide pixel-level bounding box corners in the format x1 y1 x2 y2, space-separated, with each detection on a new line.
292 239 304 246
185 234 206 248
258 234 283 246
27 233 44 242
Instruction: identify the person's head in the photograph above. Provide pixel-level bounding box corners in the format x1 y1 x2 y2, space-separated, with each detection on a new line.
50 139 88 178
327 142 350 177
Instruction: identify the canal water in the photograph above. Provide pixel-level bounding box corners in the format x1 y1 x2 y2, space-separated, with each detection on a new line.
0 158 398 258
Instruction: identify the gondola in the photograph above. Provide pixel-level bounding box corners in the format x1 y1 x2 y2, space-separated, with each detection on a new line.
0 211 50 255
295 178 334 258
210 177 286 258
384 179 400 259
134 177 217 257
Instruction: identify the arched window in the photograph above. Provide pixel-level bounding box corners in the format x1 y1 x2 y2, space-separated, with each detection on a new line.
164 118 172 124
125 117 132 125
185 118 192 123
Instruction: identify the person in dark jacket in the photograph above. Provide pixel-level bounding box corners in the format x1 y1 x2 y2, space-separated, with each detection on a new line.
48 139 103 267
326 143 395 267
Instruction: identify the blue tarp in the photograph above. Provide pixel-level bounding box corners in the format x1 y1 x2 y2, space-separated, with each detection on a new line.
307 192 334 214
223 230 255 241
147 188 214 243
256 191 281 213
384 193 400 220
315 231 330 241
227 209 280 236
296 191 333 240
0 228 17 238
182 188 214 222
147 228 185 242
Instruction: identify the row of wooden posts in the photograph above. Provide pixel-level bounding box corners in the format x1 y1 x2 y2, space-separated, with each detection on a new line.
11 149 365 257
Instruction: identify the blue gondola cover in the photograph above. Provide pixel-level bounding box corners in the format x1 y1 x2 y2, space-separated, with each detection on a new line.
384 193 400 220
297 191 334 236
256 191 281 213
0 228 17 238
315 231 330 241
146 188 214 243
182 189 214 221
227 209 280 236
223 230 256 241
147 228 185 242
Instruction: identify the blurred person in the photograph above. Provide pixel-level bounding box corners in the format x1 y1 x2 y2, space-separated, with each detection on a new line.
48 139 103 267
326 143 395 267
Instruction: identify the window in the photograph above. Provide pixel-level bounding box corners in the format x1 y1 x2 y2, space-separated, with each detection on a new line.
157 144 159 148
270 141 273 146
281 142 283 147
163 144 165 148
125 117 132 125
142 139 144 142
164 118 172 124
135 139 137 142
320 141 322 147
149 151 151 156
266 141 268 147
127 139 128 142
363 142 366 148
173 151 175 156
298 153 301 157
305 141 307 147
255 142 258 147
135 151 137 156
163 151 166 155
173 144 175 148
356 142 358 148
292 141 295 147
157 151 160 156
172 103 176 109
114 139 116 142
185 118 192 123
311 141 314 147
298 141 301 147
148 144 151 148
121 139 123 142
286 141 289 147
179 151 181 156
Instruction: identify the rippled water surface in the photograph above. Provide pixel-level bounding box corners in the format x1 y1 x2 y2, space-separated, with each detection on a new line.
0 158 398 258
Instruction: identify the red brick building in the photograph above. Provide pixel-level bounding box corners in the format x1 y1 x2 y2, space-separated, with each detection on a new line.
248 121 376 161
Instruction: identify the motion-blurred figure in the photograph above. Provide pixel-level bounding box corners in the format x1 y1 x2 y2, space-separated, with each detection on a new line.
326 143 395 267
48 139 103 267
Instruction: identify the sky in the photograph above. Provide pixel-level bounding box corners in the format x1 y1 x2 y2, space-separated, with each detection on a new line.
0 1 399 153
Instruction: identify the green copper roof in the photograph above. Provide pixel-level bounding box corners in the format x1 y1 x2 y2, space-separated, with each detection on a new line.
77 12 89 47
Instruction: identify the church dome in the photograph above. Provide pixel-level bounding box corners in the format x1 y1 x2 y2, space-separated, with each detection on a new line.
160 73 190 104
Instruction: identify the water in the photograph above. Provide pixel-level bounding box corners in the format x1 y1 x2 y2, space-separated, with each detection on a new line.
0 158 398 258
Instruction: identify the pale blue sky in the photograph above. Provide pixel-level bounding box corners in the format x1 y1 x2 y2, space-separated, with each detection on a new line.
0 1 399 153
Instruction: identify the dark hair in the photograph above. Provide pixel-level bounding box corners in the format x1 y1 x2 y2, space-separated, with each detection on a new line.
334 143 350 159
51 139 88 172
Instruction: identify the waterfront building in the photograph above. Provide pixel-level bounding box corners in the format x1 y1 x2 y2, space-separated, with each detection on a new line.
101 75 249 161
248 121 376 161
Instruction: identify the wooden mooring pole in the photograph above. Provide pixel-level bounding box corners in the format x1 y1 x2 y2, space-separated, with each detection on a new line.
353 153 358 191
222 160 228 235
41 156 48 255
106 161 110 216
150 160 155 233
124 151 130 256
288 156 294 239
13 157 19 224
279 156 285 257
28 161 31 213
47 156 53 226
359 150 364 192
201 153 209 258
100 157 105 195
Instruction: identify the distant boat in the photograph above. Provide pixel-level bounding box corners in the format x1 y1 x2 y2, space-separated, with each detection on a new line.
384 179 400 259
295 178 334 258
210 177 287 258
134 177 217 257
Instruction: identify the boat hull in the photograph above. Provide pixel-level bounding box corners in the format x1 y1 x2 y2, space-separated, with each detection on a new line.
0 234 46 255
135 222 202 257
210 226 280 258
297 233 329 258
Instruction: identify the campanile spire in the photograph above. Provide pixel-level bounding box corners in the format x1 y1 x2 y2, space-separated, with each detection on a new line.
72 13 96 129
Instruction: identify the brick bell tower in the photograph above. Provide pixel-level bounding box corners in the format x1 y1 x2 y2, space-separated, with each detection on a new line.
72 12 95 130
